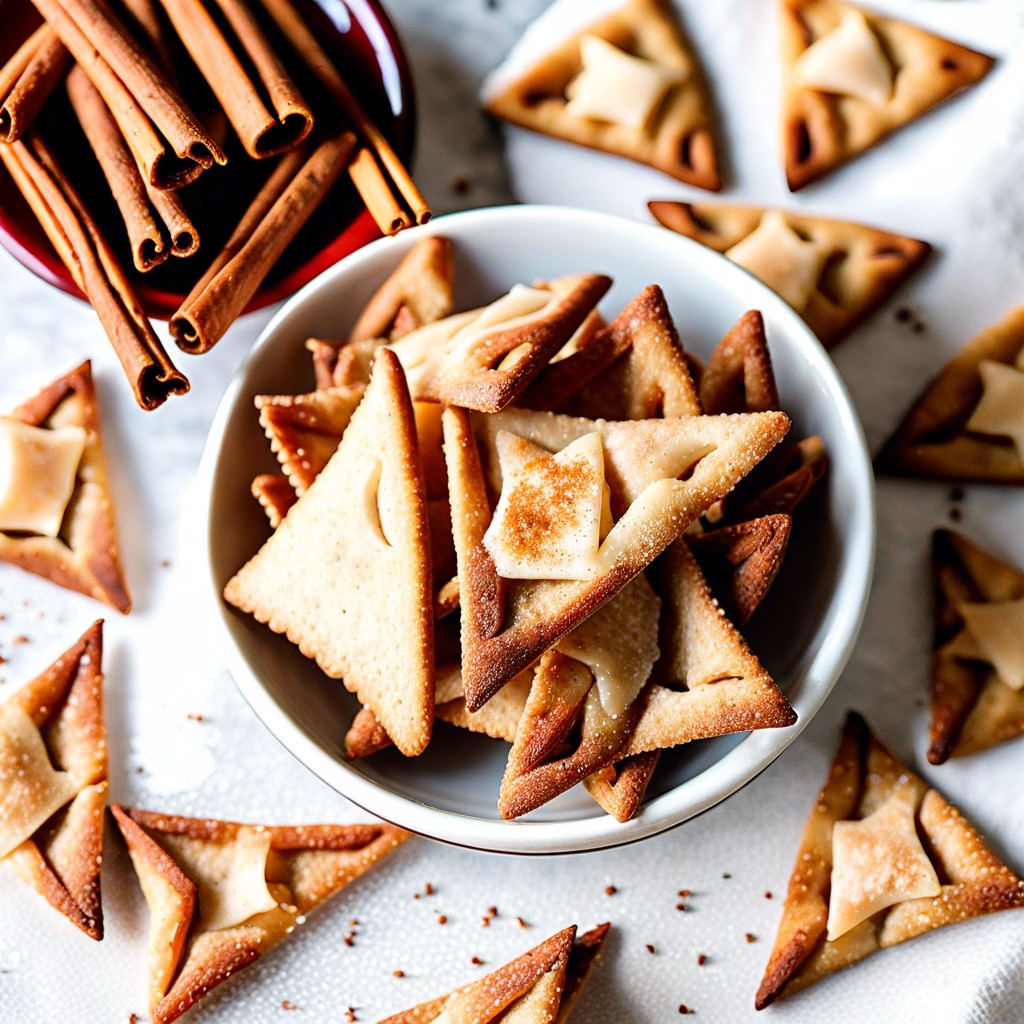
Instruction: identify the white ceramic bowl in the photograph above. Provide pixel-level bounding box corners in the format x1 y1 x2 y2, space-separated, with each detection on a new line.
198 205 875 854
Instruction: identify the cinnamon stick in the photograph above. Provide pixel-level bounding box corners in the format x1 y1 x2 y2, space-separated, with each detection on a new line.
66 65 199 271
154 0 312 159
0 134 189 409
255 0 429 229
170 130 355 353
0 25 70 143
348 145 411 236
28 0 226 188
119 0 175 73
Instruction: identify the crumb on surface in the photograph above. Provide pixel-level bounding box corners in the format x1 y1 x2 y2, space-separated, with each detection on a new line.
280 1000 301 1011
604 885 617 896
745 933 757 944
471 955 483 966
645 943 656 954
679 1004 694 1015
392 970 405 978
697 954 707 966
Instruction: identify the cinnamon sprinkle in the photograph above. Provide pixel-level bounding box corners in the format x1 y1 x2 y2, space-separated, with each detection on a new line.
604 885 617 896
745 933 757 943
645 944 656 955
471 956 483 966
280 1000 301 1011
697 954 707 966
392 970 404 978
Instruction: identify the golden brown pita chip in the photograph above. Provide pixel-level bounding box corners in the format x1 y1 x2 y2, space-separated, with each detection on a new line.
224 350 435 756
780 0 993 190
351 236 455 343
0 361 131 612
699 311 780 414
688 514 793 626
928 530 1024 764
498 574 660 818
562 285 702 420
447 404 789 711
377 923 609 1024
307 337 380 389
112 806 409 1024
250 473 297 529
650 201 930 347
1 620 106 939
389 273 610 413
619 539 795 758
756 712 1024 1008
486 0 721 190
583 750 660 824
256 385 365 495
306 337 347 390
876 306 1024 484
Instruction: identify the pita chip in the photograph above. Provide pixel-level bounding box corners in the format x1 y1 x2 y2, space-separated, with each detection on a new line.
699 311 780 415
387 273 610 413
650 201 930 347
584 750 660 823
112 806 409 1024
446 403 789 710
618 539 796 758
756 712 1024 1007
1 620 107 939
688 514 793 626
562 285 702 420
928 529 1024 764
876 306 1024 484
780 0 993 190
485 0 721 189
0 361 131 613
257 384 366 495
498 575 661 818
224 350 434 756
250 474 297 529
376 923 609 1024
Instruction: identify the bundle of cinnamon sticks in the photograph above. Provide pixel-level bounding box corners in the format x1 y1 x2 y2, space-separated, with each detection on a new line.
0 0 428 409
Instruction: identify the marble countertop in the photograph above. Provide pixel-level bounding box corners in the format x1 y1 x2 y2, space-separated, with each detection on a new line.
2 1 1024 1021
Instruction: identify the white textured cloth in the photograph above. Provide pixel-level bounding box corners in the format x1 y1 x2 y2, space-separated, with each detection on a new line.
1 1 1023 1022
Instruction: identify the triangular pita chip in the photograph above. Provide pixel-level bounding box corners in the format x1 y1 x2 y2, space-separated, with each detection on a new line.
780 0 993 190
251 474 297 529
756 712 1024 1008
307 337 379 389
617 539 796 758
388 273 610 413
584 750 660 823
485 0 721 189
224 350 435 756
377 923 609 1024
1 620 107 939
688 514 793 626
112 806 409 1024
256 384 365 495
498 575 661 819
0 361 131 612
350 236 455 343
307 338 347 390
650 201 930 347
561 285 702 420
928 529 1024 764
876 305 1024 484
699 311 780 414
446 403 789 710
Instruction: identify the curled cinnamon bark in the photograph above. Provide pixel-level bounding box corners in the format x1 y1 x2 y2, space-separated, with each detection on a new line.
0 134 189 409
155 0 312 159
256 0 428 233
66 66 199 271
170 131 355 353
0 25 70 143
28 0 226 188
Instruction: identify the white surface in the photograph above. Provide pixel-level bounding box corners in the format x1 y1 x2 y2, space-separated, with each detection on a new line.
201 204 874 854
0 0 1021 1021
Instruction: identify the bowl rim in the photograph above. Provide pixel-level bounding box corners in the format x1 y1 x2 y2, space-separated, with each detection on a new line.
0 0 416 322
197 203 877 855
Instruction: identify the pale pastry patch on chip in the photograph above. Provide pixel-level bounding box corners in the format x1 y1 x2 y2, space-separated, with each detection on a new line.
224 350 434 756
929 530 1024 763
1 621 107 939
483 0 722 190
877 306 1024 484
0 361 131 612
113 807 410 1024
376 923 609 1024
649 200 930 348
780 0 994 190
755 713 1024 1008
725 212 829 314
